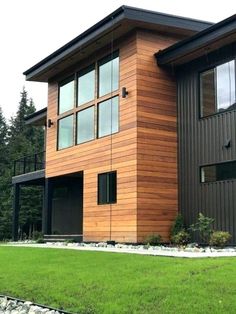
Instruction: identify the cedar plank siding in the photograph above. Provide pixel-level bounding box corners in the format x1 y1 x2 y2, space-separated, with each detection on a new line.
136 30 180 242
46 32 138 243
46 30 182 243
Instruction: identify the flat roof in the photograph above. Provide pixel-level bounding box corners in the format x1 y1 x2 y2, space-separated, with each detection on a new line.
24 5 212 82
24 107 47 126
156 14 236 66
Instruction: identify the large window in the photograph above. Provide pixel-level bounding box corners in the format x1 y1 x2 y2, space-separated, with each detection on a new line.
201 161 236 183
98 96 119 138
57 52 119 150
58 115 74 150
98 171 117 205
77 106 95 144
59 78 75 114
200 60 236 117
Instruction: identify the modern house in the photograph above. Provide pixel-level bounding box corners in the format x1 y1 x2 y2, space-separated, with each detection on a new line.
12 6 236 243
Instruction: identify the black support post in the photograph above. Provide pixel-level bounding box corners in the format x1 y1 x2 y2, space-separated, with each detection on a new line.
42 179 53 235
12 184 20 241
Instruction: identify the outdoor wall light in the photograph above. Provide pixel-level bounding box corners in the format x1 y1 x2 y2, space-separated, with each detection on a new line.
122 87 128 98
47 119 54 128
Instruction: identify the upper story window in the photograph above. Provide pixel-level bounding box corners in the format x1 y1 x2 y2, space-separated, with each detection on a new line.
200 60 236 117
59 78 75 114
78 65 95 106
58 115 74 150
57 52 119 150
99 52 119 97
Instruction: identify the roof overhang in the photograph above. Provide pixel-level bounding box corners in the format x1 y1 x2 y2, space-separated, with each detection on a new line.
23 5 212 82
24 107 47 126
155 14 236 67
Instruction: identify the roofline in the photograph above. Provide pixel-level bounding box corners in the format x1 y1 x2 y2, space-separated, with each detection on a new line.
23 5 213 80
24 107 47 125
155 14 236 65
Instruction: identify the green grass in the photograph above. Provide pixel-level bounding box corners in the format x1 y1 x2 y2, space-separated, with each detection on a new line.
0 247 236 314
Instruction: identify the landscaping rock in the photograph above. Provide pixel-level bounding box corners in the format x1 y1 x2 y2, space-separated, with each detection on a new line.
0 297 66 314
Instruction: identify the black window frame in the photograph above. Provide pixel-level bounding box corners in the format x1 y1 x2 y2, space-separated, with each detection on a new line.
200 160 236 183
199 58 236 119
98 171 117 205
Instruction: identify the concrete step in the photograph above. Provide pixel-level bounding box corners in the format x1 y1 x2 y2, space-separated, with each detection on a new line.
44 234 83 242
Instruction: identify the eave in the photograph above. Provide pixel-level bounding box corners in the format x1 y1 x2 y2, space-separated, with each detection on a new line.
23 5 212 82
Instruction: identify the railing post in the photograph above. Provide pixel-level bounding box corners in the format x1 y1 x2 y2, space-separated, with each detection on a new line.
34 153 37 171
23 157 26 174
12 183 20 241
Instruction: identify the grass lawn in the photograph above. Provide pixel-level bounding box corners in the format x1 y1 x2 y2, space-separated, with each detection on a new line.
0 247 236 314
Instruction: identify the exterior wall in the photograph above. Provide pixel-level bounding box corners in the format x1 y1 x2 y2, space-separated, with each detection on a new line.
177 43 236 243
45 29 183 243
46 32 138 243
136 30 180 242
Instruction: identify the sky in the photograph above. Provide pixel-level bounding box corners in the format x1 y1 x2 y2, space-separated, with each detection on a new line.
0 0 235 120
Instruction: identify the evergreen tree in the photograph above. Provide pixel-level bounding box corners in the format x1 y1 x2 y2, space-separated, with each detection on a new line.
0 106 11 239
0 87 44 240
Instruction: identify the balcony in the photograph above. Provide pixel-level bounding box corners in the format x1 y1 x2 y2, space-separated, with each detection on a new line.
13 151 45 177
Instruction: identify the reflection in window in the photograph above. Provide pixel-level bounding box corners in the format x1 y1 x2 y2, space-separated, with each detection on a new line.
201 161 236 183
59 79 74 114
98 53 119 97
58 115 74 150
98 96 119 138
77 106 95 144
200 60 236 117
78 66 95 106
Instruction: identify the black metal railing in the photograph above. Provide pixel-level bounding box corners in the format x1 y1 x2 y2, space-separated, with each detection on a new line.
13 151 45 176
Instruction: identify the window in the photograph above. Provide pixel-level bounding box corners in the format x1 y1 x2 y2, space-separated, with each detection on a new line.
57 52 119 150
58 115 74 149
98 53 119 97
78 66 95 106
98 171 117 204
200 60 236 117
77 106 95 144
59 78 74 114
201 161 236 183
98 96 119 138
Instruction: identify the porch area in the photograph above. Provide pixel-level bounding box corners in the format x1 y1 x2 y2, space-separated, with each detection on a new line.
12 153 83 242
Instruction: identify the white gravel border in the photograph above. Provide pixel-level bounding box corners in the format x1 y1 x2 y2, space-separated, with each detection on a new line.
2 242 236 258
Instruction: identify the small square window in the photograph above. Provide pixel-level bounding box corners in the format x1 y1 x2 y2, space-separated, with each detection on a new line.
98 171 117 205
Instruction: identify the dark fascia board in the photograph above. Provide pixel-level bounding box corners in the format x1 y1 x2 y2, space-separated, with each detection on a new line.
12 170 45 185
156 14 236 66
23 5 212 81
24 107 47 126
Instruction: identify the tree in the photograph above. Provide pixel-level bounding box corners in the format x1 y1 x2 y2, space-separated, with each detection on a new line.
0 87 44 240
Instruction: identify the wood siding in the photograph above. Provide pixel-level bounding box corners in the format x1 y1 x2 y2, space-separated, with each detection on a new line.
136 30 179 242
45 30 181 243
46 33 138 243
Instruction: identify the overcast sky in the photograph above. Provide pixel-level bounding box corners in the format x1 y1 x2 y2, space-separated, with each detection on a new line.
1 0 235 120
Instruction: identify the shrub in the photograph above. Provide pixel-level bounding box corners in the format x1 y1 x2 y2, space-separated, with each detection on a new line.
32 231 43 241
190 212 214 244
170 214 184 238
209 231 231 248
144 234 162 246
36 238 45 244
171 230 190 246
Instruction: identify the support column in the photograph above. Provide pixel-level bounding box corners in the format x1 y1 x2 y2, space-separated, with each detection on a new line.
12 183 20 241
42 178 53 235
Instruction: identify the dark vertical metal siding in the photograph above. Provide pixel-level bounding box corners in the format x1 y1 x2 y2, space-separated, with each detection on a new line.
177 47 236 243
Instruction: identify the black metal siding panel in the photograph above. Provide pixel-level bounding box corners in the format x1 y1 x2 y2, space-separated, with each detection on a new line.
177 48 236 243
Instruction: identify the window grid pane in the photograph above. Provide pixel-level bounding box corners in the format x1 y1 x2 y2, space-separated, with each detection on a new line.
77 106 95 144
99 56 119 97
58 115 74 150
78 67 95 106
59 80 74 114
98 96 119 138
